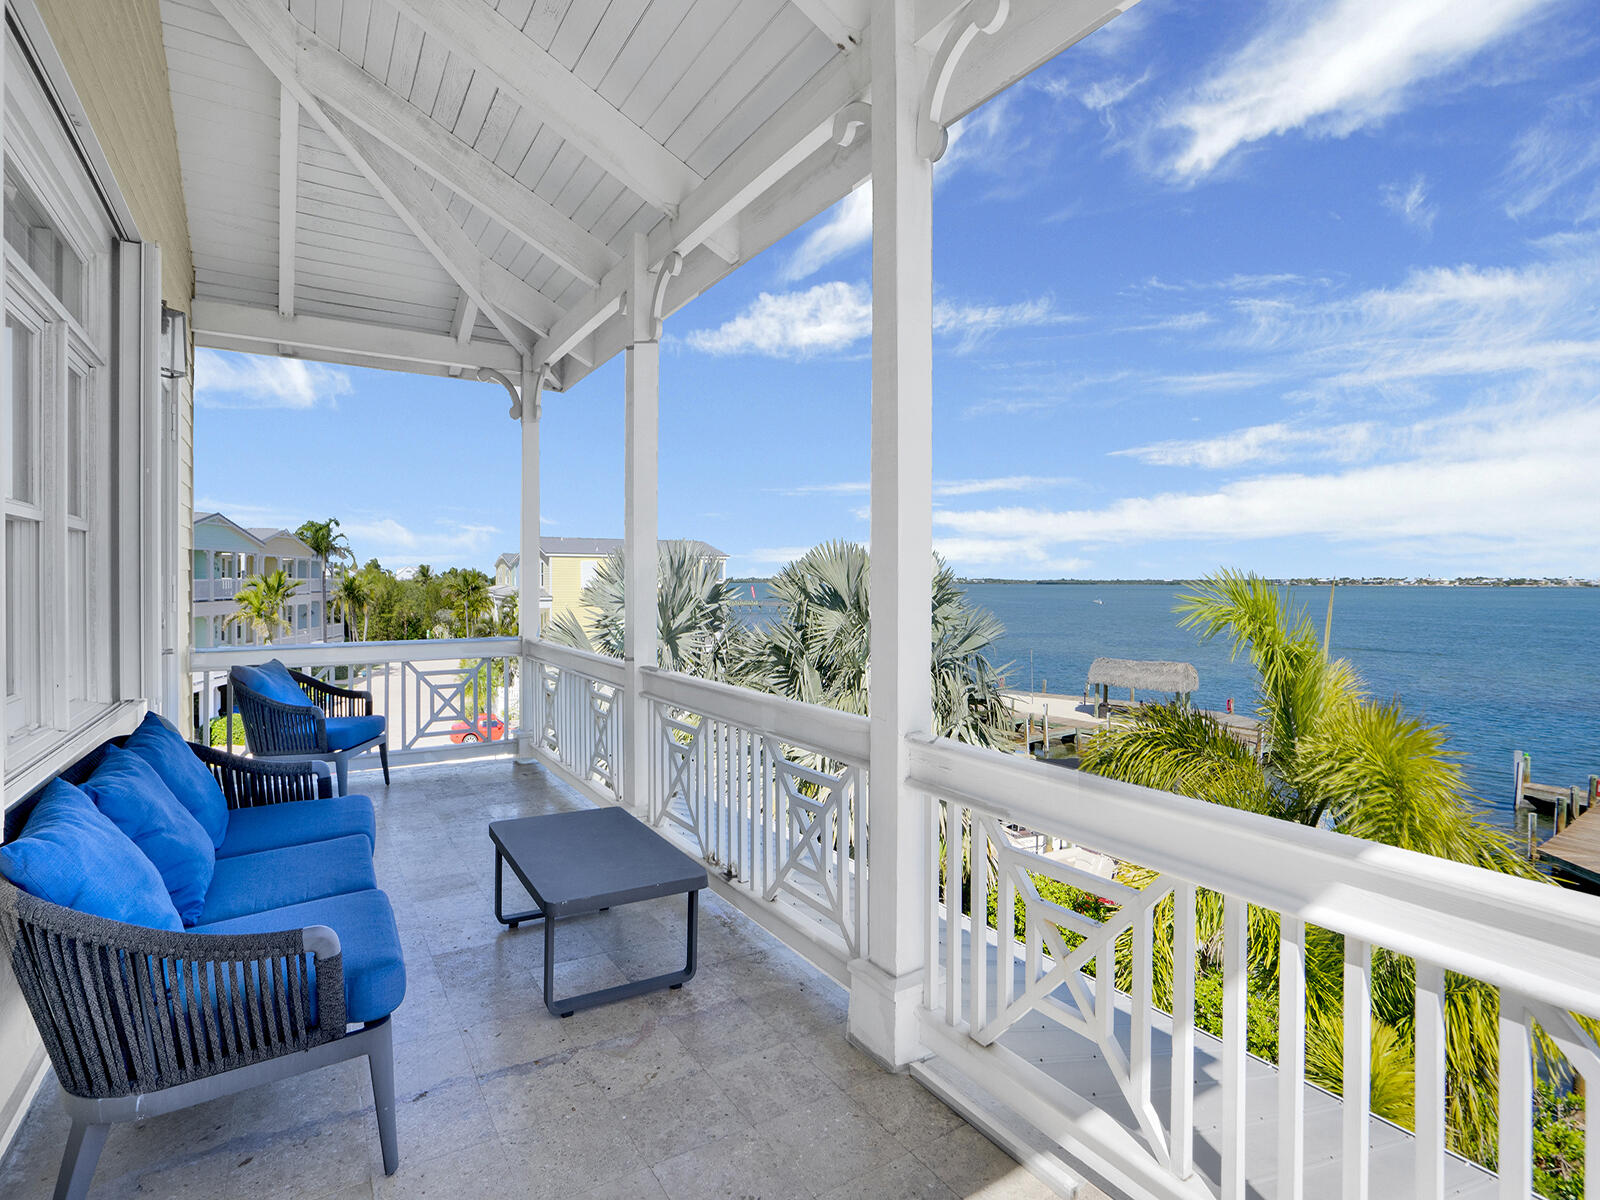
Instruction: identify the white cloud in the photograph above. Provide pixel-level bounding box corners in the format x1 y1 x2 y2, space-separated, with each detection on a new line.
935 398 1600 567
776 476 1074 498
1164 0 1555 180
339 517 500 563
195 350 353 409
740 546 815 567
685 282 1067 358
1501 82 1600 221
1116 423 1382 469
1381 174 1438 233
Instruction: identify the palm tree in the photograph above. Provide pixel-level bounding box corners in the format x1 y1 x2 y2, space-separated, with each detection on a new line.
1079 570 1543 1161
334 572 368 642
230 569 301 645
737 542 1012 747
547 541 744 678
444 568 493 636
295 518 352 637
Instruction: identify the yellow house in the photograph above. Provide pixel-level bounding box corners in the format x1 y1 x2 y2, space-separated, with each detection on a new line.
495 539 728 634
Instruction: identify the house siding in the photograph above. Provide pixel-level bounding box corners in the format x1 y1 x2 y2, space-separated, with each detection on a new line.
4 2 196 1151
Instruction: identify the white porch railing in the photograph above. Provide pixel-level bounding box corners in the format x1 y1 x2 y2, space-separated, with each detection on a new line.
191 637 519 763
639 667 869 972
524 640 624 802
909 733 1600 1200
193 577 239 601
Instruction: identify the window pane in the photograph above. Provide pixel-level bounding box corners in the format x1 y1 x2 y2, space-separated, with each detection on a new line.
5 516 41 732
67 370 86 518
6 318 36 504
4 165 86 320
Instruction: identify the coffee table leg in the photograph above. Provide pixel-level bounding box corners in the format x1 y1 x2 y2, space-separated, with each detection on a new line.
542 889 701 1018
493 846 545 929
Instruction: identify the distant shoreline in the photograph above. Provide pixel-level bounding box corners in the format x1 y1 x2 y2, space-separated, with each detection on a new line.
728 576 1600 588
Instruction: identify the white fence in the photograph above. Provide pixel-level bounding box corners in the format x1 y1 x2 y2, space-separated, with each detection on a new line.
909 733 1600 1200
192 637 520 763
526 640 624 801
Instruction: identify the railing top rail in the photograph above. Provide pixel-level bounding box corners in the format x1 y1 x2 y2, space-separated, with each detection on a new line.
523 639 628 687
192 637 519 670
640 667 871 765
909 733 1600 1017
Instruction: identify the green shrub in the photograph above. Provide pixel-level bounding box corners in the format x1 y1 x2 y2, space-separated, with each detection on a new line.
1534 1081 1584 1200
209 714 247 750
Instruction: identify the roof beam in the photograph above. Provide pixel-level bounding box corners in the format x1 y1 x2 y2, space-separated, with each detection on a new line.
216 0 616 287
447 293 476 378
192 300 523 375
385 0 703 214
211 0 560 352
278 87 298 318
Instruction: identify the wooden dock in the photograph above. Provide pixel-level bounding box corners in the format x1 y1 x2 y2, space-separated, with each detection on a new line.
1539 807 1600 889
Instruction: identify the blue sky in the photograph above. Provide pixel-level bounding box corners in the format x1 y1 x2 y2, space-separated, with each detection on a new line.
195 0 1600 580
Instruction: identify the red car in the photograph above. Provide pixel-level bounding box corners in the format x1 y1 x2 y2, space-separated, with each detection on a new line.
450 715 506 743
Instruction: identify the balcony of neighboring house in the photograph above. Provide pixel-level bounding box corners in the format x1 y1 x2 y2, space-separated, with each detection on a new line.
3 3 1599 1200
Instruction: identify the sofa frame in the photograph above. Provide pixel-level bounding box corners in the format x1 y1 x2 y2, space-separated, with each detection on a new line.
0 743 397 1200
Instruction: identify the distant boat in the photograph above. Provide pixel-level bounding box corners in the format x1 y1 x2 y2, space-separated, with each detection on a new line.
1092 599 1104 605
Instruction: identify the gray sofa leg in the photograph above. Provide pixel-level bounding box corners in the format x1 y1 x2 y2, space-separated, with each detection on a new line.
367 1020 399 1175
378 741 390 785
334 755 349 797
54 1119 109 1200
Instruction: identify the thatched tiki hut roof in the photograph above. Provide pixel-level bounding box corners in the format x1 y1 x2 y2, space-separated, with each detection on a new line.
1087 658 1199 695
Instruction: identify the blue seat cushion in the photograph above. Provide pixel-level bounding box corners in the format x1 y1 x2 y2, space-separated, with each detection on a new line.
83 746 216 925
0 779 183 931
233 661 314 710
190 889 406 1025
196 834 377 925
218 795 376 858
324 715 385 751
122 712 230 849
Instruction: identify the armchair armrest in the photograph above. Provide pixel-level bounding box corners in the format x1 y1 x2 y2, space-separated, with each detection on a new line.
290 670 374 719
0 880 347 1101
189 742 331 807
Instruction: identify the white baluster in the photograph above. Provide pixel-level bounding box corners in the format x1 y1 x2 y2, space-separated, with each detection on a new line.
945 802 962 1025
999 836 1016 1016
1280 915 1306 1200
925 793 942 1010
1222 895 1247 1200
1414 960 1446 1200
1497 992 1532 1200
1342 936 1371 1200
970 813 989 1035
1170 881 1196 1181
1130 897 1154 1146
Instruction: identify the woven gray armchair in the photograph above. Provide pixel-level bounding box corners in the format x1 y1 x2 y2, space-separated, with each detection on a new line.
228 662 390 796
0 747 397 1200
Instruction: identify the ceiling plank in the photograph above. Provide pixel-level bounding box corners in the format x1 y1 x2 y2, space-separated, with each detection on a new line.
386 0 704 214
217 0 616 287
278 87 298 318
788 0 867 49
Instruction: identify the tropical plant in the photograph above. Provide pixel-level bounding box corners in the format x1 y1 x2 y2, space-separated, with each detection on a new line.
1078 569 1545 1161
547 541 745 677
230 569 300 644
495 591 520 636
334 572 369 642
443 568 493 636
295 518 352 636
736 541 1012 747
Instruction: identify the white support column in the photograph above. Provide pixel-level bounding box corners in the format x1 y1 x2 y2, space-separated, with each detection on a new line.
622 232 659 812
848 0 935 1069
516 355 541 763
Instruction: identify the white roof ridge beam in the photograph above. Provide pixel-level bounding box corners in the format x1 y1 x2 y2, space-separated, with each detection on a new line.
790 0 868 49
532 45 873 369
192 300 522 374
385 0 703 215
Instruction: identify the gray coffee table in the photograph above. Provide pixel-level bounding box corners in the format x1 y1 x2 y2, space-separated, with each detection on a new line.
490 807 708 1017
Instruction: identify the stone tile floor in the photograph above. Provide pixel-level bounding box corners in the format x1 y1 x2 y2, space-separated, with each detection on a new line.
0 758 1091 1200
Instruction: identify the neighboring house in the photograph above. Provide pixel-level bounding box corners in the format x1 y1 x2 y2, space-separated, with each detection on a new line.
191 514 343 648
495 539 728 632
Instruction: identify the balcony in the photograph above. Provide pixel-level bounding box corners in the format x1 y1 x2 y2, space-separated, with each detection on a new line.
193 577 239 603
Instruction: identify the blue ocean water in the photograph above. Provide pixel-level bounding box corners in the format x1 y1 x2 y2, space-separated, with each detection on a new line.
966 582 1598 832
735 581 1599 834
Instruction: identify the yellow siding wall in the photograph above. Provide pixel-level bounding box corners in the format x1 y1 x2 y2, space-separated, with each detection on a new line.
3 2 196 1150
547 556 606 631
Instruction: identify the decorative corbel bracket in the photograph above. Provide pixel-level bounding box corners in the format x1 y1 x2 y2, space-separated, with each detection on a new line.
491 362 555 421
918 0 1009 162
647 251 683 342
832 100 871 148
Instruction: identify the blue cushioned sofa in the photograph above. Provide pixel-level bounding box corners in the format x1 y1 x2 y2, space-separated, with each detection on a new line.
0 713 405 1200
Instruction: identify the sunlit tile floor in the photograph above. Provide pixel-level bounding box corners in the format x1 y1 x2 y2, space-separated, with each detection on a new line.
0 759 1090 1200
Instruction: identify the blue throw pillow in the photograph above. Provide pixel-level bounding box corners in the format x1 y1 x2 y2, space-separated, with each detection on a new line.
0 779 184 931
123 711 229 849
235 662 313 709
84 746 215 926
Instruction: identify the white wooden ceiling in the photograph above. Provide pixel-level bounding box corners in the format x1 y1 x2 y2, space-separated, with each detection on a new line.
162 0 1132 385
